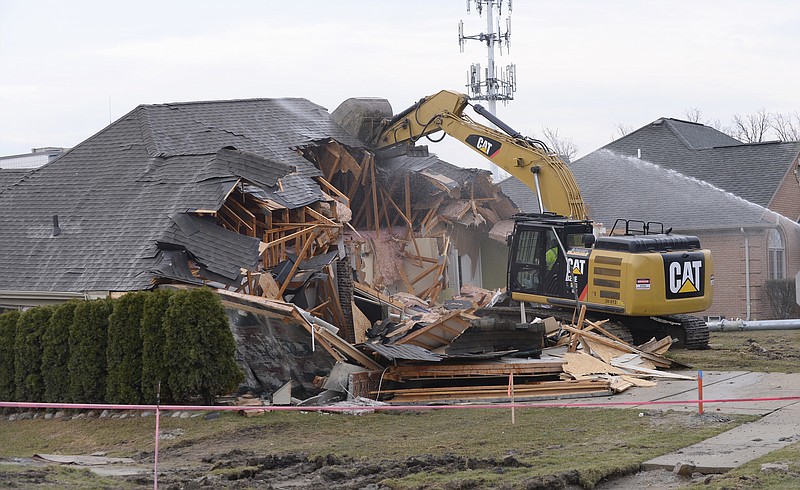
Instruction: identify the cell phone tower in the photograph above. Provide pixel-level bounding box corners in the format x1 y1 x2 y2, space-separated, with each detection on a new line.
459 0 516 116
459 0 516 179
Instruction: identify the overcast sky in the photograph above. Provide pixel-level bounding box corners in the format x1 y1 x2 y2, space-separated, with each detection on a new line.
1 1 798 172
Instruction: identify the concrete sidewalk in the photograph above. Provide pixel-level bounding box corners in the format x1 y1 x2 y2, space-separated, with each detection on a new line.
642 402 800 473
537 370 800 473
635 371 800 473
582 370 800 473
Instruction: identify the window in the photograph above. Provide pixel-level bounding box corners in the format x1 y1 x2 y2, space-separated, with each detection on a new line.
768 228 786 280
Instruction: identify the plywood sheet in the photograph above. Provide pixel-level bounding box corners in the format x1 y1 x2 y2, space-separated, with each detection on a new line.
563 351 624 376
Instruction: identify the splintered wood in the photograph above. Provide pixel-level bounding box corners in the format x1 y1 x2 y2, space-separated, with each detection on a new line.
200 138 689 407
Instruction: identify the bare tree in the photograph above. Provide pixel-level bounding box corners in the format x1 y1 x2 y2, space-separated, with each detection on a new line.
684 107 702 123
771 111 800 142
610 123 634 142
729 109 771 143
540 126 579 162
707 118 724 132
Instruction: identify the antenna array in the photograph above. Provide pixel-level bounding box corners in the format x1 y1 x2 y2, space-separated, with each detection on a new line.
458 0 516 111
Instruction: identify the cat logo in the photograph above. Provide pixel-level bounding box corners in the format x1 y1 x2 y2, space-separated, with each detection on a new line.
567 257 586 278
663 253 704 299
465 134 502 158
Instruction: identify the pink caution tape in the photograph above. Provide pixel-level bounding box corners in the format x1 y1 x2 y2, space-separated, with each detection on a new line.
2 396 800 413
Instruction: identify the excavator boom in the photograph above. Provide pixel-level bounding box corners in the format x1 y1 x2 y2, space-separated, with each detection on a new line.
372 90 588 220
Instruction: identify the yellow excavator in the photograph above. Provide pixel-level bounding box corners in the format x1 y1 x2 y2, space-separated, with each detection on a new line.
336 90 713 349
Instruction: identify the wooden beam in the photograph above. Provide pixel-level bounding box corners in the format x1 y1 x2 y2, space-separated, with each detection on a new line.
221 204 254 233
316 176 350 205
277 229 318 298
369 154 379 238
226 194 256 220
397 263 415 295
404 172 412 224
323 146 342 182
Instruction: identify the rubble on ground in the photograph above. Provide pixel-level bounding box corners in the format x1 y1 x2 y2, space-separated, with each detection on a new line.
225 282 683 408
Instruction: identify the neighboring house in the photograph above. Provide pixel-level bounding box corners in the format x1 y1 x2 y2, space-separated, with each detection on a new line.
500 137 800 320
0 147 67 170
0 147 67 191
603 118 800 220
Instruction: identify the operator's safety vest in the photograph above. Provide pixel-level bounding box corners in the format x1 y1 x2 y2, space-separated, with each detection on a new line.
546 247 558 270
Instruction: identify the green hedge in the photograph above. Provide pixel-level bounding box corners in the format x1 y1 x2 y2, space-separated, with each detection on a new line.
0 310 21 401
42 301 79 403
141 289 175 404
68 299 114 403
106 292 147 404
14 306 54 401
3 288 243 405
164 288 244 405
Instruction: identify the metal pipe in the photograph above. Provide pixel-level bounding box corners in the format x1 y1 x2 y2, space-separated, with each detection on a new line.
707 318 800 331
532 169 546 213
741 227 751 320
297 308 339 335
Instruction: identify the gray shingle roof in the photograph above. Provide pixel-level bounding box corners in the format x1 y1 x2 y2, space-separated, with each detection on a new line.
499 149 780 232
137 98 362 176
603 118 800 208
0 169 30 192
0 97 362 293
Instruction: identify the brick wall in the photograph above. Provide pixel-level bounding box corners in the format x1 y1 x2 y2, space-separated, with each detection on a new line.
768 157 800 221
694 227 770 320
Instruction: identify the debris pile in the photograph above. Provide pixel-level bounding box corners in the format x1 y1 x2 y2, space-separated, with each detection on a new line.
224 282 687 407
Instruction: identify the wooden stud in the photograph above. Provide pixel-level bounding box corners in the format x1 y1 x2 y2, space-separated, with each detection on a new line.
277 229 318 298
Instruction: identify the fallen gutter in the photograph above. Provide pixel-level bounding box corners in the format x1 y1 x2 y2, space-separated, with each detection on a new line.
707 318 800 331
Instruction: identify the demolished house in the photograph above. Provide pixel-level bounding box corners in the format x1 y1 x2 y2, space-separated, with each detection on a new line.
0 96 681 405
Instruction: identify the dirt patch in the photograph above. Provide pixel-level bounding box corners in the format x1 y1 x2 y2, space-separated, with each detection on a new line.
641 410 732 428
0 404 754 488
152 449 540 489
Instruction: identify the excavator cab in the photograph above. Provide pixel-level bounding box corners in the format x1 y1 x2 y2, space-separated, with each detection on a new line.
507 214 594 300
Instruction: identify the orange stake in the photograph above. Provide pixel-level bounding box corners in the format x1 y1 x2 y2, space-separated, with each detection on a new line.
697 370 704 415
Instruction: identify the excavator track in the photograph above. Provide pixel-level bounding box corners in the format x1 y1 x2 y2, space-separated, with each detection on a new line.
475 304 709 350
629 314 710 350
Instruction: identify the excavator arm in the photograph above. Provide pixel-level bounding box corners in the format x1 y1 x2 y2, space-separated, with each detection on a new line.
372 90 588 220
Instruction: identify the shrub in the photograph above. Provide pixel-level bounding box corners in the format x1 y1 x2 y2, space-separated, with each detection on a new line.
764 279 800 319
0 310 21 401
106 292 148 404
68 299 113 403
163 288 243 405
141 289 175 404
14 306 54 401
42 301 79 403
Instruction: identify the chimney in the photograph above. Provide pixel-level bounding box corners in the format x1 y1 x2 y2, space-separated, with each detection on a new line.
52 215 61 236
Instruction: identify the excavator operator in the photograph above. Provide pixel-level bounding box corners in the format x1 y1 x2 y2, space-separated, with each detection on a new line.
545 234 559 271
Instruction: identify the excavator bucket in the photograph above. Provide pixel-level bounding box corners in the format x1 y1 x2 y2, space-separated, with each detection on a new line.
331 97 393 147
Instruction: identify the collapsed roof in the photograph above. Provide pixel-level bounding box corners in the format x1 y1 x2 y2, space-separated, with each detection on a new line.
0 98 363 293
